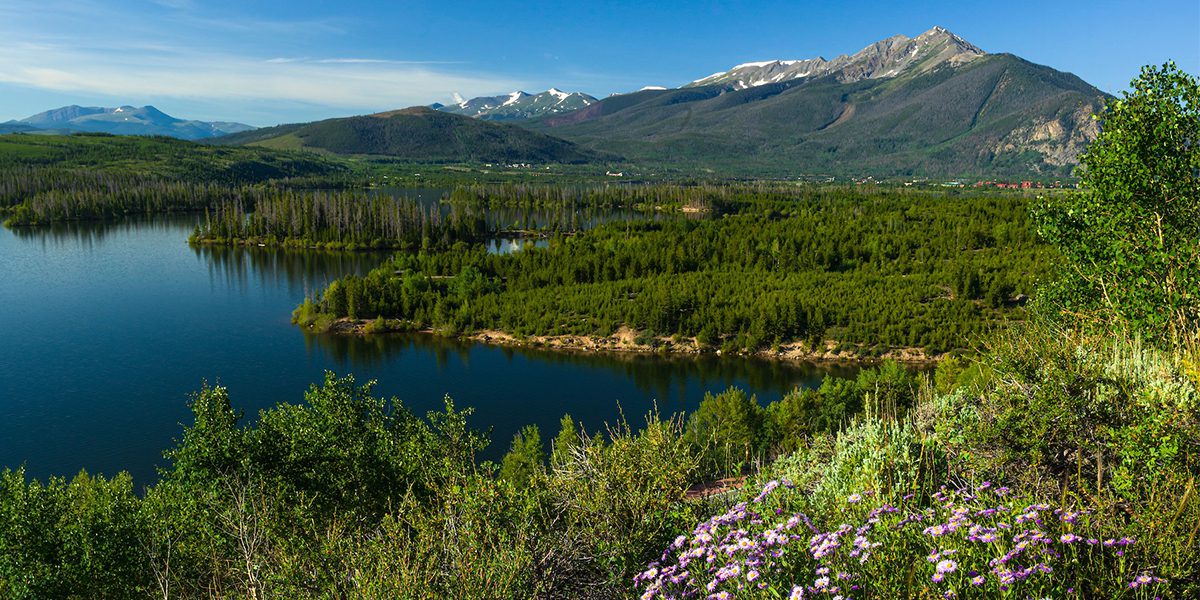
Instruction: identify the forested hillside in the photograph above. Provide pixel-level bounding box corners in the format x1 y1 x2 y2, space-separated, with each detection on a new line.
0 134 344 183
213 107 599 164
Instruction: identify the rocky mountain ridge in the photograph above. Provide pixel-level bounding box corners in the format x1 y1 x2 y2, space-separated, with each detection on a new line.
435 89 597 121
687 26 985 90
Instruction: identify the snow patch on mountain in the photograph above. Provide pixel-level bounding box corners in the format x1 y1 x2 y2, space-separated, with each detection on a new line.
686 26 985 90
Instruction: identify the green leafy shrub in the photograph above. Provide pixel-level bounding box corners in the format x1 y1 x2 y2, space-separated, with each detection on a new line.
686 388 770 477
0 469 147 600
1033 62 1200 341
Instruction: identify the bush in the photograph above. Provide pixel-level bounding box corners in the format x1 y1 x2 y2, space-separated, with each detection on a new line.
685 388 770 477
549 411 700 590
0 469 147 600
942 324 1200 502
1033 62 1200 341
499 425 544 488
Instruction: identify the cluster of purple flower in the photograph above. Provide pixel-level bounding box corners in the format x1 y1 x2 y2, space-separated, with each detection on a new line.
634 479 1165 599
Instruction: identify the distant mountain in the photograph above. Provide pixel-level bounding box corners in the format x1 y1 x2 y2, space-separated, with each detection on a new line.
436 89 597 121
15 105 256 140
527 27 1108 178
688 26 985 90
212 107 597 163
0 122 41 134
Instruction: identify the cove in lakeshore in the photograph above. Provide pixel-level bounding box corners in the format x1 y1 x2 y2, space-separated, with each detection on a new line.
0 209 873 488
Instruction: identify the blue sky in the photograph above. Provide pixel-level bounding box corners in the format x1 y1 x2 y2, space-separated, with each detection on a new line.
0 0 1196 126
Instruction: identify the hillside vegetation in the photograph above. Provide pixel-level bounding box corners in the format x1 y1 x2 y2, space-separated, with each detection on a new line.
0 133 344 183
214 107 599 164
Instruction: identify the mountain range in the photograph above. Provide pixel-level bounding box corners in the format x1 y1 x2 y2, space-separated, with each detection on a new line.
211 107 595 164
524 26 1108 177
22 27 1109 178
434 89 597 121
4 105 255 140
686 26 985 90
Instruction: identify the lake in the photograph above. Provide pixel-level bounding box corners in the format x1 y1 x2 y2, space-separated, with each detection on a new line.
0 215 859 487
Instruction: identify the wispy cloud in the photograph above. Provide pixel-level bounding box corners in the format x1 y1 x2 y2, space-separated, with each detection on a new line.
265 57 465 66
151 0 194 9
0 35 523 117
0 1 525 119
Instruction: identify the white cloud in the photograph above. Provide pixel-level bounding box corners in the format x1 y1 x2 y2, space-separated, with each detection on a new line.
0 40 525 114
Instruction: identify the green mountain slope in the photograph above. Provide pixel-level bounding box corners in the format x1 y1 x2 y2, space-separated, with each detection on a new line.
529 53 1108 178
0 133 345 183
213 107 597 164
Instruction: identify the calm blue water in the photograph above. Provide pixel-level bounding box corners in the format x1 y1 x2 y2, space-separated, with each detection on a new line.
0 217 855 487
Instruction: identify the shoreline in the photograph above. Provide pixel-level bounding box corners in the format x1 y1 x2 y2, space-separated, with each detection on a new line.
315 317 941 366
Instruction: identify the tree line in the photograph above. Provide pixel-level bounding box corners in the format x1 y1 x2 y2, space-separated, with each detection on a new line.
190 189 492 250
1 168 239 225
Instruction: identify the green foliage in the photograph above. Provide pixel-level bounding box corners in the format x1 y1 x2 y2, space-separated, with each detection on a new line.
0 134 344 185
930 324 1200 590
764 361 921 456
0 469 147 600
550 413 581 468
192 189 491 250
943 325 1200 500
346 475 542 598
854 359 920 415
686 387 769 476
221 107 595 164
143 373 493 597
307 187 1050 356
547 412 700 588
499 425 544 488
250 374 486 518
1034 62 1200 340
291 297 337 332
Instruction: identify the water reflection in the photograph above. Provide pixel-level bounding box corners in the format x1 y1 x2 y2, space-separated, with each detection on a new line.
486 238 550 254
193 243 392 297
305 330 862 410
5 214 201 249
367 187 675 232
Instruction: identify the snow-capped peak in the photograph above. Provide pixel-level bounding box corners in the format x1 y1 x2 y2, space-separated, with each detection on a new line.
501 91 527 107
732 60 782 69
434 88 597 121
686 27 984 90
